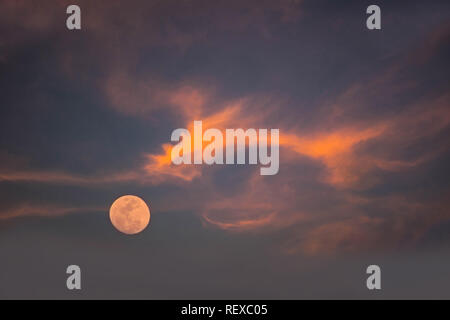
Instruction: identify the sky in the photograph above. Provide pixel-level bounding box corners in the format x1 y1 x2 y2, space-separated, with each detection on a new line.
0 0 449 299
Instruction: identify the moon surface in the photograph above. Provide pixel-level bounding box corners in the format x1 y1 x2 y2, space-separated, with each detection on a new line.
109 195 150 234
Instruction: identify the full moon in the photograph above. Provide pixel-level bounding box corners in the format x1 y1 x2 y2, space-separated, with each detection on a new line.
109 195 150 235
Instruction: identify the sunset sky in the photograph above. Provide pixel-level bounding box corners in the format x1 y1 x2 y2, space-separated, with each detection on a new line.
0 0 449 298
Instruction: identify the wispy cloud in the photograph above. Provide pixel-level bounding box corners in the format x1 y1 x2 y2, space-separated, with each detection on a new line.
0 204 105 220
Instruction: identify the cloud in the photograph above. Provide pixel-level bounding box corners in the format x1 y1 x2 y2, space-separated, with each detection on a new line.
104 72 211 119
0 204 104 220
143 144 202 183
201 171 309 232
0 170 139 185
174 23 450 255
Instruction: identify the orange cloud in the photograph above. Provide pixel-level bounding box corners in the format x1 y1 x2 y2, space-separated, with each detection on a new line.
0 170 140 185
0 204 104 220
140 97 270 182
279 124 386 188
278 91 450 189
143 144 201 183
202 210 277 231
